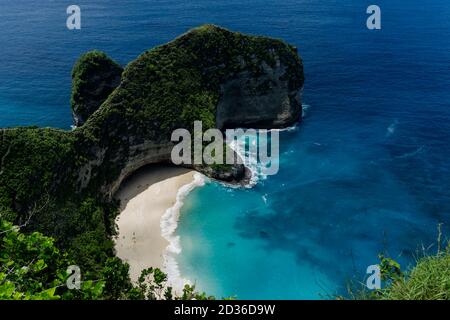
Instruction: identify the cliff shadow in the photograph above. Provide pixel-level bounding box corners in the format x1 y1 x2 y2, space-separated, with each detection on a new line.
114 163 192 211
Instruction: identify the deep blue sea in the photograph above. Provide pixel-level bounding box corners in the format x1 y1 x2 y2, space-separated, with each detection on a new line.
1 1 449 299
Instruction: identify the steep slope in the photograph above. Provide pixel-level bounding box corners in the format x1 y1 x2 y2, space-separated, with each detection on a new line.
71 51 123 127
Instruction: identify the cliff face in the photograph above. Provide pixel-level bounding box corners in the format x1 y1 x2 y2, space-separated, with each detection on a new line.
216 54 302 129
71 51 123 127
73 25 304 196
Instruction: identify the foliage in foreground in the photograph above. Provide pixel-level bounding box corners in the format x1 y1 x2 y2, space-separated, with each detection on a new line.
0 219 212 300
378 252 450 300
347 238 450 300
3 216 449 300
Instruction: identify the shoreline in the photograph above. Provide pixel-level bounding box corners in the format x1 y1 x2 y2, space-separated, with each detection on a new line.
160 172 206 291
113 124 295 290
114 165 202 288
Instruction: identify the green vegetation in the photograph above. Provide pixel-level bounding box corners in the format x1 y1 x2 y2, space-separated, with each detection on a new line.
1 219 104 299
0 219 212 300
346 234 450 300
0 128 75 223
71 50 123 126
0 127 116 282
379 252 450 300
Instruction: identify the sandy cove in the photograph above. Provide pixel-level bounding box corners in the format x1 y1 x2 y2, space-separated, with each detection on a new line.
114 165 196 283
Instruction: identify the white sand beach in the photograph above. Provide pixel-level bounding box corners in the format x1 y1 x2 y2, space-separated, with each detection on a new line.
114 165 196 282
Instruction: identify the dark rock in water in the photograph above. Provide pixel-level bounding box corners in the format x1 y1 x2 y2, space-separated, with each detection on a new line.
71 50 123 127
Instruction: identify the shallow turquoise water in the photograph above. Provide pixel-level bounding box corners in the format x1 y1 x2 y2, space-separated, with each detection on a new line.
1 0 449 299
177 120 446 299
172 0 450 299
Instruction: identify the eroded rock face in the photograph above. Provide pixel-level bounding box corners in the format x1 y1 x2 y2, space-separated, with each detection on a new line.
216 57 302 129
72 25 304 196
71 51 123 127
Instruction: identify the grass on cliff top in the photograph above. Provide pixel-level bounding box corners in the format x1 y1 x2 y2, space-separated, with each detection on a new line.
379 251 450 300
345 233 450 300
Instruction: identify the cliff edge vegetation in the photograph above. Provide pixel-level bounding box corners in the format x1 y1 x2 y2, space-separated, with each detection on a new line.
346 239 450 300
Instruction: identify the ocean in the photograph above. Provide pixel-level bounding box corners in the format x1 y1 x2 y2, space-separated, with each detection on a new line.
1 0 449 299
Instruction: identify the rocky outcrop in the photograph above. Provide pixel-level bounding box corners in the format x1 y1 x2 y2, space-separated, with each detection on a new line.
216 56 302 129
71 51 123 127
70 25 304 197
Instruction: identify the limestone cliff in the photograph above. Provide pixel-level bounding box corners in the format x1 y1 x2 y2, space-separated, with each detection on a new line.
216 56 302 129
71 51 123 127
72 25 304 196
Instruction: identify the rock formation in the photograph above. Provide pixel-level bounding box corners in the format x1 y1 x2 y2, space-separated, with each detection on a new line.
0 25 304 243
71 51 123 127
72 25 304 196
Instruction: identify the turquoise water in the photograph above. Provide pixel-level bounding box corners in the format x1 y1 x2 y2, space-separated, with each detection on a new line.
1 0 449 299
177 120 445 299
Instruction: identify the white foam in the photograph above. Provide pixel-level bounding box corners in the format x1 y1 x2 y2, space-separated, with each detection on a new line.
228 125 296 188
302 103 311 118
386 119 399 137
161 172 206 292
160 104 309 289
395 145 425 159
272 123 299 133
228 132 261 187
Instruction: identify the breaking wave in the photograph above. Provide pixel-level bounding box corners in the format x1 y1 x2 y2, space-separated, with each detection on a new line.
161 172 206 292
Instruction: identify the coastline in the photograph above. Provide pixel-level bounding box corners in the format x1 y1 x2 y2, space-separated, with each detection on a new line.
113 123 297 290
161 172 206 291
114 165 202 287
